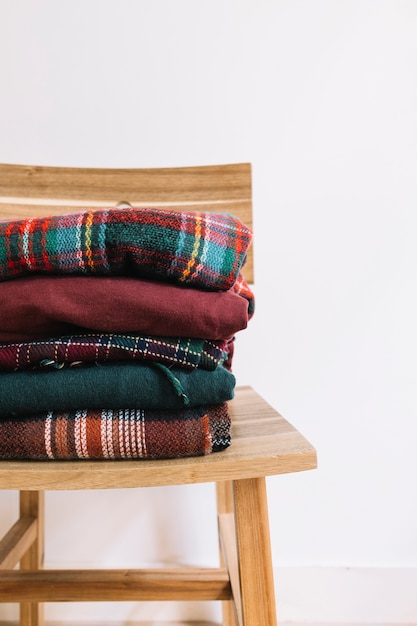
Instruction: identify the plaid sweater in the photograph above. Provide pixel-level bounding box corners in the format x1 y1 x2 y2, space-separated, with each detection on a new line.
0 403 231 460
0 207 252 291
0 333 230 372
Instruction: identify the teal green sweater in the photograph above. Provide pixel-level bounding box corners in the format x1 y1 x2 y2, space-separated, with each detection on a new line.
0 362 235 417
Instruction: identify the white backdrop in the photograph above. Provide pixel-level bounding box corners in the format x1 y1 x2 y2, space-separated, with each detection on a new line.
1 1 417 623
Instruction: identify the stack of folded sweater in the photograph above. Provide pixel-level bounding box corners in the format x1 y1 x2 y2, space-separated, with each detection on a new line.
0 207 254 460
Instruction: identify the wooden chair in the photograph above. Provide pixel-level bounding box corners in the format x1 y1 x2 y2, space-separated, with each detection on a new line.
0 162 317 626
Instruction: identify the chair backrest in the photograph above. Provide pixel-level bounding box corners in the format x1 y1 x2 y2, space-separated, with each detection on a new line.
0 162 253 283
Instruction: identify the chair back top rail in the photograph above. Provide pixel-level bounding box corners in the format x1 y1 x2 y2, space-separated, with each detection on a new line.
0 162 253 282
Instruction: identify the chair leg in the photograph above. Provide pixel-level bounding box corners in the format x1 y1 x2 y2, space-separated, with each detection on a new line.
233 477 278 626
216 481 238 626
19 491 45 626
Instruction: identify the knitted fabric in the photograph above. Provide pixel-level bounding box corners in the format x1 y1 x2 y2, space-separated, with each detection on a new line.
0 363 235 416
0 333 229 372
0 274 252 342
0 403 231 460
0 207 252 292
233 273 255 317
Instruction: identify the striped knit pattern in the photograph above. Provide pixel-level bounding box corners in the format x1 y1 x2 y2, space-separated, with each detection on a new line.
0 333 229 372
0 207 252 291
0 404 231 460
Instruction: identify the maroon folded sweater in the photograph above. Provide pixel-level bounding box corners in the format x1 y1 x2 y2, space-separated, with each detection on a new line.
0 275 250 342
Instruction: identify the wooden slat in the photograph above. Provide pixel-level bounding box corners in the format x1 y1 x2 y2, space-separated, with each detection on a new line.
216 481 234 516
0 198 251 219
0 517 37 570
216 481 237 626
218 512 243 626
19 491 45 626
233 478 277 626
0 163 251 203
0 622 219 626
0 387 317 491
0 568 231 602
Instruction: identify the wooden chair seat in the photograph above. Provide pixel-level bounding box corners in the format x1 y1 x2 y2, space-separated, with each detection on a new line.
0 163 317 626
0 386 314 491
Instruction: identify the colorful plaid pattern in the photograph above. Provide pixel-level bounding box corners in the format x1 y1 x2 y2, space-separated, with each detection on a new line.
0 333 229 372
0 207 252 291
233 273 255 317
0 403 231 460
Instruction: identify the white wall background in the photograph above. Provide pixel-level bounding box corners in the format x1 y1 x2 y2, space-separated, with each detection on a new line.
1 0 417 623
